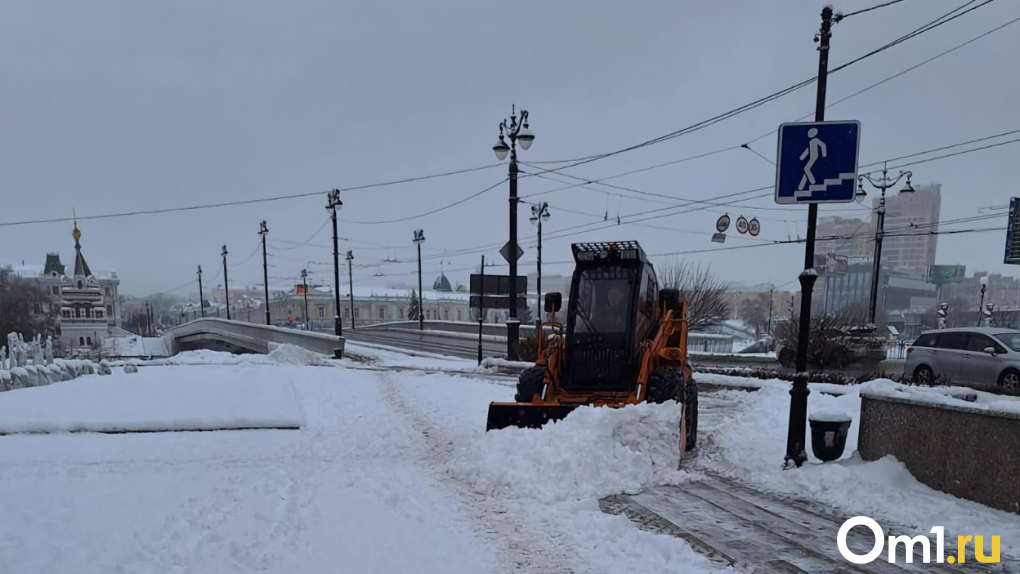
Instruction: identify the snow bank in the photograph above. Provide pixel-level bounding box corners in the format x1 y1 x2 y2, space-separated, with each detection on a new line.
0 368 303 433
859 379 1020 416
449 403 691 503
694 377 1020 560
267 343 331 366
391 371 716 574
479 357 534 372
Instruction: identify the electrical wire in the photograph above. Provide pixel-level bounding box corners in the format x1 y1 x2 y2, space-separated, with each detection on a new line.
338 178 506 225
0 164 502 228
888 138 1020 170
523 0 995 174
267 218 331 251
840 0 908 19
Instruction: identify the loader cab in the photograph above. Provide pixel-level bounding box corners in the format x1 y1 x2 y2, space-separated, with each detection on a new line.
561 242 654 394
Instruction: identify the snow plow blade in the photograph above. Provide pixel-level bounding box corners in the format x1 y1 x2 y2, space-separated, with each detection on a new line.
485 402 579 431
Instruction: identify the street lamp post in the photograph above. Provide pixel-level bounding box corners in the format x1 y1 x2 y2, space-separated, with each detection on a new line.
492 105 535 361
221 245 230 320
301 269 309 331
197 265 205 318
259 221 271 325
346 250 355 329
413 229 425 331
978 278 988 327
326 190 344 337
856 163 914 325
529 202 550 326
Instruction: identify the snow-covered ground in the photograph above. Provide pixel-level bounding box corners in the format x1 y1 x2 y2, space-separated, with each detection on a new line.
3 347 1017 572
0 349 715 574
693 373 1020 561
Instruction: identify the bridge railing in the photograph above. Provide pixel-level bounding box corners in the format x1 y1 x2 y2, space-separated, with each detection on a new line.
169 318 344 357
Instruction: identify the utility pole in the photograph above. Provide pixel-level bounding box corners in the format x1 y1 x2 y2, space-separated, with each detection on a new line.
326 190 344 336
259 221 271 325
197 265 205 318
978 280 987 327
414 229 425 331
786 6 836 469
478 254 485 365
221 245 230 320
767 286 774 339
346 250 355 329
530 202 550 326
492 106 535 361
301 269 309 330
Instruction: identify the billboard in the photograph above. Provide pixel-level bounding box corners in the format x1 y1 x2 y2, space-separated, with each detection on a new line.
927 265 967 284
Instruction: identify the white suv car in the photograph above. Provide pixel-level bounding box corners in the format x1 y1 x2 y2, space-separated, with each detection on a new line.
904 327 1020 390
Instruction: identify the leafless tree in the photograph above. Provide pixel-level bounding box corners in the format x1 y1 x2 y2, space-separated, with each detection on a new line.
0 268 56 345
774 305 869 370
657 259 730 331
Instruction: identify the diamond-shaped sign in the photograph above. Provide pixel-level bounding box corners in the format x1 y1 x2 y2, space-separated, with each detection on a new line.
500 241 525 264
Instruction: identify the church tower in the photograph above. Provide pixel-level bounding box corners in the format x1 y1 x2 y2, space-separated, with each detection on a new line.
60 222 107 349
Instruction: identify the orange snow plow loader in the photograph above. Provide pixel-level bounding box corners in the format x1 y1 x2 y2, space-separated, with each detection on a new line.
485 241 697 453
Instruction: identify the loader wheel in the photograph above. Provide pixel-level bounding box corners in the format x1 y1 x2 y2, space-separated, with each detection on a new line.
515 366 547 403
647 367 682 404
684 376 698 452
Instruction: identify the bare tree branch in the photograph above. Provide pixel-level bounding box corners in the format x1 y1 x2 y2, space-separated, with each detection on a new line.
657 258 730 331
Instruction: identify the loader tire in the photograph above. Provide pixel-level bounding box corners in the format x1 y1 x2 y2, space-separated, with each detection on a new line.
684 376 698 452
647 367 682 404
515 366 547 403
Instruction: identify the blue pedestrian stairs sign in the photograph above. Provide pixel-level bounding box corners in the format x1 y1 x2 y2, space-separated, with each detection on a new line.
775 120 860 204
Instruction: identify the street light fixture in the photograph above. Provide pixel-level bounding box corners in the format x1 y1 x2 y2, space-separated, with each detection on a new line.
413 229 425 331
529 202 550 326
259 221 271 326
491 105 535 361
326 190 344 337
857 163 913 325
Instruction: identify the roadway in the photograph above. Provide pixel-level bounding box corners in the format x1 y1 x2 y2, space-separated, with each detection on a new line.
343 328 505 361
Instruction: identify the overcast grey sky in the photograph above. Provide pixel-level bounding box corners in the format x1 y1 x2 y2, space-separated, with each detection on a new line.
2 0 1017 297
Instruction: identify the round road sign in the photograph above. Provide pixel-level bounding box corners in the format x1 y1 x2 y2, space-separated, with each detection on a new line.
716 214 730 233
736 216 749 234
748 218 760 236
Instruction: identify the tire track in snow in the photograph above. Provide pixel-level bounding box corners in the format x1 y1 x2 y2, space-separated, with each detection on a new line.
378 371 584 574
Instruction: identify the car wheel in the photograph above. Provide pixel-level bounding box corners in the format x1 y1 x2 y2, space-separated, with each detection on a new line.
998 368 1020 390
913 365 934 386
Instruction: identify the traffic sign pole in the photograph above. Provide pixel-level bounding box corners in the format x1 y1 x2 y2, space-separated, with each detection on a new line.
785 6 836 470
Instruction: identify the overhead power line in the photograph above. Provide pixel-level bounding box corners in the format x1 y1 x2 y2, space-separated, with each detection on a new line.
524 0 996 174
840 0 908 19
339 178 506 225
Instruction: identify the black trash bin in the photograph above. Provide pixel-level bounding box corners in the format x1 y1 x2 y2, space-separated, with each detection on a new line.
808 411 852 462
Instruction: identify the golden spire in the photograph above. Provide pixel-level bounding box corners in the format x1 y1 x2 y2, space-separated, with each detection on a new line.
72 209 81 244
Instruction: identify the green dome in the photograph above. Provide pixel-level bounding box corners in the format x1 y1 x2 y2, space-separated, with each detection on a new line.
433 274 453 293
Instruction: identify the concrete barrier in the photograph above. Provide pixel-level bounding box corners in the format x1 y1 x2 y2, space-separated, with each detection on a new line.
859 393 1020 514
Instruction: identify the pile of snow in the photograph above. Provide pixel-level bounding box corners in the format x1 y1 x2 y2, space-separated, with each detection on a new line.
694 377 1020 560
267 343 331 366
392 371 715 574
450 403 690 502
103 335 170 357
139 349 278 367
0 368 303 433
